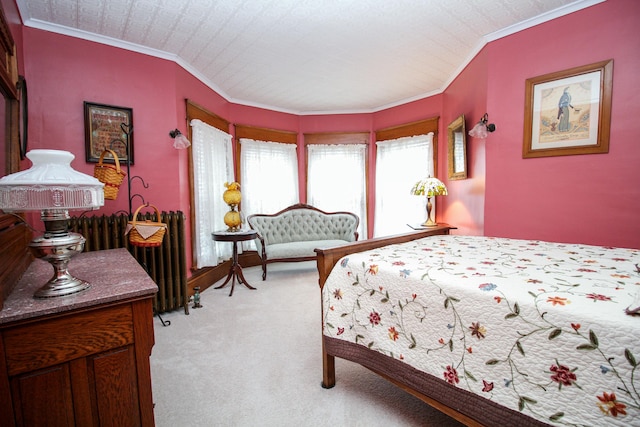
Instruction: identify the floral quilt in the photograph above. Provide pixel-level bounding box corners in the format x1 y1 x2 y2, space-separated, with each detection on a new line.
322 235 640 426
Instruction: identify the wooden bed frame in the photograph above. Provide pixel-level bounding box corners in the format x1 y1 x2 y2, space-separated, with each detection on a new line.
315 225 549 427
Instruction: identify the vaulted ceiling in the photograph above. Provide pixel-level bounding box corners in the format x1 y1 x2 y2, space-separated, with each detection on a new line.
16 0 602 114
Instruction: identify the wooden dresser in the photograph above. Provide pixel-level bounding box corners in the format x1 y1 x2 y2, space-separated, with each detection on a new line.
0 248 157 426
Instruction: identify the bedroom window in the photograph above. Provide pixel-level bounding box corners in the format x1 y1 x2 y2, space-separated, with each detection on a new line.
190 118 234 267
239 138 299 220
306 142 368 239
374 131 436 237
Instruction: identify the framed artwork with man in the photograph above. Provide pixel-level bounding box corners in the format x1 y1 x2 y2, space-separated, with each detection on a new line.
523 60 612 158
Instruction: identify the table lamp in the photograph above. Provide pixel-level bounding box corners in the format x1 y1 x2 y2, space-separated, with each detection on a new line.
410 176 448 227
0 149 104 298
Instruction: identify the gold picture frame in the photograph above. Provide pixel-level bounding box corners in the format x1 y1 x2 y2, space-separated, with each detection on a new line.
447 114 467 180
84 102 134 164
523 59 612 158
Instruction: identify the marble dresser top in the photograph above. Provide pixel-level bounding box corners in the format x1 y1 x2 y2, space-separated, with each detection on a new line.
0 248 158 325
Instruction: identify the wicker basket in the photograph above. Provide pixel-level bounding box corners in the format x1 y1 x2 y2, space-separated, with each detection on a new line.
127 204 167 247
93 149 126 200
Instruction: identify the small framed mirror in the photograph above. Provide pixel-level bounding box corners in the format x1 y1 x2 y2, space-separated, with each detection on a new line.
447 114 467 180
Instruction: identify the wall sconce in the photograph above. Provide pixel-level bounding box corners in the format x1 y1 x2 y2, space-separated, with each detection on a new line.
0 150 105 298
468 113 496 139
169 129 191 149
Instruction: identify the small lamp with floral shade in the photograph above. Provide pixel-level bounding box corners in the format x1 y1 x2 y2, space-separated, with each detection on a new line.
410 176 448 227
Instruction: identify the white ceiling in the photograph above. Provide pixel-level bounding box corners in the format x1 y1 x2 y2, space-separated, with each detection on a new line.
16 0 603 115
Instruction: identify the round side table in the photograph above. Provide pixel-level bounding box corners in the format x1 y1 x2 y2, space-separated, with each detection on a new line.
212 229 258 296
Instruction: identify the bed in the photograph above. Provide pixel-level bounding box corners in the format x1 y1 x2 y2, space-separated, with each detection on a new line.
315 227 640 427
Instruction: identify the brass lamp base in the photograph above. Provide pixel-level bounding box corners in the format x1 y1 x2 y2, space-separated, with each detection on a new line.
421 218 438 227
422 196 439 227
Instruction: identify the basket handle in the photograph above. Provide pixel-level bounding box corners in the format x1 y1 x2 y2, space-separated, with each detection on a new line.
132 204 161 225
98 149 122 173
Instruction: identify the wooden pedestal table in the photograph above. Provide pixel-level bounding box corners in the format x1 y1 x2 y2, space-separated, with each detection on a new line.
212 229 258 296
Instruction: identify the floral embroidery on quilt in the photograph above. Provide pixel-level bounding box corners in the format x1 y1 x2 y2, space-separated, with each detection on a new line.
322 235 640 426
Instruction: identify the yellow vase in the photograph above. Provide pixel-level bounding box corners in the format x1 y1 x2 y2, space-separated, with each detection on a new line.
224 208 242 231
223 182 241 206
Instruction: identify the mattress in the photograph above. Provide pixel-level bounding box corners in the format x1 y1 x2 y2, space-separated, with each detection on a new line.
321 235 640 426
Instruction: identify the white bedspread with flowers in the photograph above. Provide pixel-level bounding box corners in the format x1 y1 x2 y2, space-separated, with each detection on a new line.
322 235 640 426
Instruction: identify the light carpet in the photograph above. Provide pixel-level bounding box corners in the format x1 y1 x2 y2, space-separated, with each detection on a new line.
150 261 464 427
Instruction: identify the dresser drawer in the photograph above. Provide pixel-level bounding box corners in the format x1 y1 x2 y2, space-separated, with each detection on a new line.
2 304 134 376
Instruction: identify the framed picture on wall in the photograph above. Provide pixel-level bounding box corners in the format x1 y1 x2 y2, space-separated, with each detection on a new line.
84 102 134 164
523 59 612 158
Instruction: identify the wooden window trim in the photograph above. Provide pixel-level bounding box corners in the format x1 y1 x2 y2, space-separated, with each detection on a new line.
375 117 439 141
234 124 297 144
185 100 231 267
234 124 298 191
304 132 369 145
303 132 370 207
186 100 229 133
375 117 440 177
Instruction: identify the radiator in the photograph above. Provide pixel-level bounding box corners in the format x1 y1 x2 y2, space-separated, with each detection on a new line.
69 210 189 315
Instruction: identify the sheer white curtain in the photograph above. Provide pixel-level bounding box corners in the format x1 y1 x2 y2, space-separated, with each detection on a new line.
240 138 299 219
307 144 367 239
374 132 434 237
190 119 234 267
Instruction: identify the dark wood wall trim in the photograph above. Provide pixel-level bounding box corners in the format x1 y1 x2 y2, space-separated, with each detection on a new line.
186 100 230 133
304 132 369 145
375 117 439 141
234 124 298 144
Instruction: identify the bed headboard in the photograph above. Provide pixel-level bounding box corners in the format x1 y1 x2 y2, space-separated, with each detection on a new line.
0 213 33 309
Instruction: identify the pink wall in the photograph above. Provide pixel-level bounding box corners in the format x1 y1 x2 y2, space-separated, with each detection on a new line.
484 0 640 248
439 49 490 236
12 0 640 281
23 29 182 218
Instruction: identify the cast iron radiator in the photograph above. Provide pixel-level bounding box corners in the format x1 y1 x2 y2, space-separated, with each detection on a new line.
69 210 189 315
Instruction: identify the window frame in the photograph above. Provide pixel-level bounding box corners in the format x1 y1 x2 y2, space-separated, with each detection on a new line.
186 100 232 267
305 132 369 238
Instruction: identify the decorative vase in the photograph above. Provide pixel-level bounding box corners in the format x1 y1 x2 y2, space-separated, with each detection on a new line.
223 182 243 231
223 181 242 206
224 206 242 231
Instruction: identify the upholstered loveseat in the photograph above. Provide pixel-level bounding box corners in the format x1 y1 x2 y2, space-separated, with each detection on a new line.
246 204 359 280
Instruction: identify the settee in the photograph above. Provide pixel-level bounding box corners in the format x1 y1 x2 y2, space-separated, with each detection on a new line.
246 204 359 280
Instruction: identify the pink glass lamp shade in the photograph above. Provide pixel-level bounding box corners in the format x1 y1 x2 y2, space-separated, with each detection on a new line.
169 129 191 149
468 113 496 139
